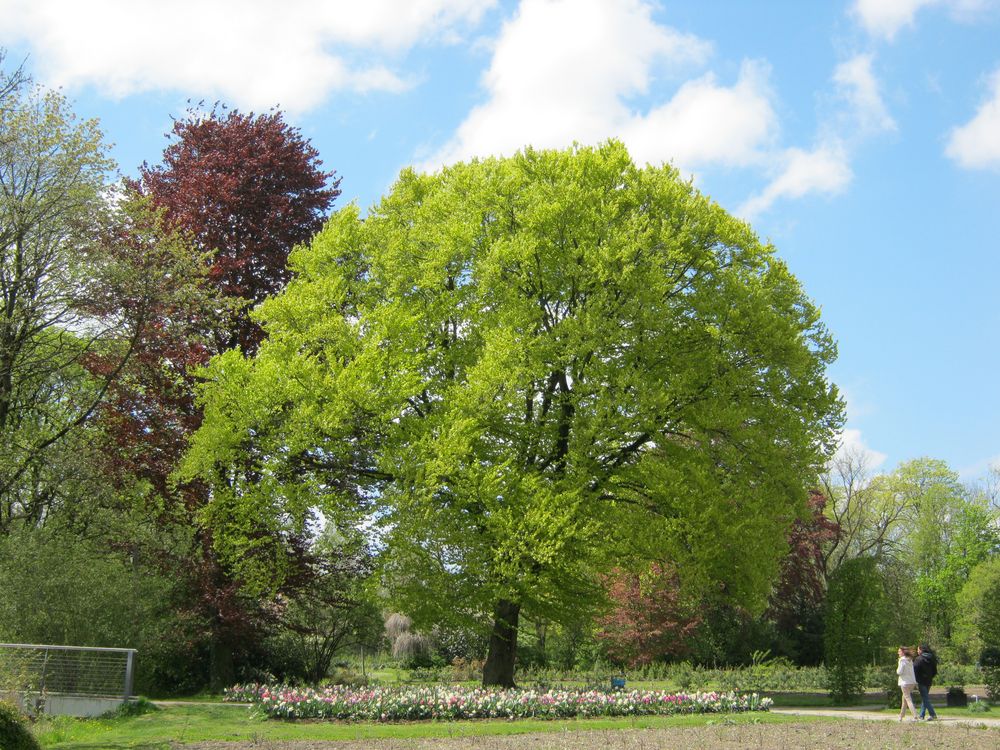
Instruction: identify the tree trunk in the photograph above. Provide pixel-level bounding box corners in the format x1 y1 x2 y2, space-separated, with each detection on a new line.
209 637 235 692
535 619 548 665
482 599 520 687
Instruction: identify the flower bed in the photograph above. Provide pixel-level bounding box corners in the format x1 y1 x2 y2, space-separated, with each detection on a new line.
224 683 772 721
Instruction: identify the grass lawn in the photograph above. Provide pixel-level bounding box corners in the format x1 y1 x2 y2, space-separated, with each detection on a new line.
33 703 807 750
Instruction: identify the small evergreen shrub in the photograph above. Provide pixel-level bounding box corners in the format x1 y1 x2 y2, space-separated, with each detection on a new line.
0 700 41 750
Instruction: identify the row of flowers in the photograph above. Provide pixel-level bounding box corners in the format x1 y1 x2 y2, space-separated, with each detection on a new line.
224 683 772 721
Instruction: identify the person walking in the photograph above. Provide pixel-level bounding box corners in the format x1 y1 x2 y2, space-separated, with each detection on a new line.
913 643 939 720
897 646 919 721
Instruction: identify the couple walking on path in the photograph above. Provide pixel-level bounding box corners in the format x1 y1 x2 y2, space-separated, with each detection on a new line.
897 644 938 721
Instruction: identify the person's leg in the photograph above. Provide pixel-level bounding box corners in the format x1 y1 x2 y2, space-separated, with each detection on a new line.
902 686 918 719
920 683 937 718
899 688 906 720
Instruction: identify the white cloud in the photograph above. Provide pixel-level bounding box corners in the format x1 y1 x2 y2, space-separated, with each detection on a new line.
851 0 994 40
422 0 786 172
946 68 1000 170
0 0 496 113
738 142 852 218
623 61 777 170
735 53 896 218
833 53 896 134
833 428 888 471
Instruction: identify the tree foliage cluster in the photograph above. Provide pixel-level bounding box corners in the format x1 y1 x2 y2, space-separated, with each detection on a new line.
180 141 842 685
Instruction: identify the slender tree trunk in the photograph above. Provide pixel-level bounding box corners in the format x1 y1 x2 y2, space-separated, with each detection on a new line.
209 636 235 692
535 619 548 665
482 598 520 687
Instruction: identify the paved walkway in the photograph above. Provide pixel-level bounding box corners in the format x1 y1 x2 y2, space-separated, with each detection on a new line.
772 707 1000 728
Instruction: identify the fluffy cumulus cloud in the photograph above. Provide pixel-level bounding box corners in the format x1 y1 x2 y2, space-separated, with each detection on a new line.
738 142 852 219
738 53 899 219
423 0 785 172
946 68 1000 170
852 0 993 40
0 0 496 112
622 61 777 170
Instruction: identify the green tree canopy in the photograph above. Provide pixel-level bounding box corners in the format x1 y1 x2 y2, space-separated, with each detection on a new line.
953 557 1000 662
183 141 843 685
0 57 206 529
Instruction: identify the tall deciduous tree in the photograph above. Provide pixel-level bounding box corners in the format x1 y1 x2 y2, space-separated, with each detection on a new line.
0 58 202 529
97 105 340 690
183 142 843 686
824 556 890 703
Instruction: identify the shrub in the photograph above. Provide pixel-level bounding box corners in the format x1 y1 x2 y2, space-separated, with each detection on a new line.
0 701 41 750
980 646 1000 701
947 686 968 707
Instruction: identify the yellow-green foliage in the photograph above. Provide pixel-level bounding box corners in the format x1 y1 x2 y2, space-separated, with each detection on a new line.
182 141 842 642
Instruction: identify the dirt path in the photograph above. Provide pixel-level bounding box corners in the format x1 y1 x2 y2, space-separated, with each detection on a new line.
178 717 1000 750
771 707 1000 727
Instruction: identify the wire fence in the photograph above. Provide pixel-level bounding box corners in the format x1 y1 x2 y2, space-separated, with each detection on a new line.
0 643 135 700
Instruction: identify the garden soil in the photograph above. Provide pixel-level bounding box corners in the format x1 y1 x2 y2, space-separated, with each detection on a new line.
179 720 1000 750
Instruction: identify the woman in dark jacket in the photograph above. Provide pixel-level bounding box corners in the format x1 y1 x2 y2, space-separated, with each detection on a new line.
913 644 938 720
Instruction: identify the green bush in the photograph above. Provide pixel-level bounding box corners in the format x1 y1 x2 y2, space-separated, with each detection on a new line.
0 700 41 750
981 646 1000 701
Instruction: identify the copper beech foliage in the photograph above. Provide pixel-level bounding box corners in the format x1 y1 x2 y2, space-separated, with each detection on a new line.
94 106 339 688
138 104 341 352
596 563 701 667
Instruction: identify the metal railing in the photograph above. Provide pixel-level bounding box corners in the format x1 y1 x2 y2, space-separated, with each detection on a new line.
0 643 135 700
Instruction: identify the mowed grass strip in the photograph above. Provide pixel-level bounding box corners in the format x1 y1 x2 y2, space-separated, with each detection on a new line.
33 703 807 749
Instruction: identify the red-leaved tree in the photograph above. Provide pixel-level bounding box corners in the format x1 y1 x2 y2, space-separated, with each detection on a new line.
94 106 339 690
596 563 701 667
765 490 840 663
139 104 340 352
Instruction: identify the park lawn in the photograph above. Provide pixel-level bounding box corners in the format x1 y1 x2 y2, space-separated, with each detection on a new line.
33 703 808 750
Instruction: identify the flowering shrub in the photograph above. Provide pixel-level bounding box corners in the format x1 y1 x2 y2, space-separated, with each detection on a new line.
224 683 772 721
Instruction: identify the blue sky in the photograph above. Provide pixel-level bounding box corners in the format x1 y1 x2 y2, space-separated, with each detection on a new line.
2 0 999 480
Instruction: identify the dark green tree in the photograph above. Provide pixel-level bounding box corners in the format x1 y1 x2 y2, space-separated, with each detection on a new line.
824 556 890 703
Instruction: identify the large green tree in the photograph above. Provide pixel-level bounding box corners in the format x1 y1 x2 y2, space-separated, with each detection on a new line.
0 57 203 529
183 142 843 686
